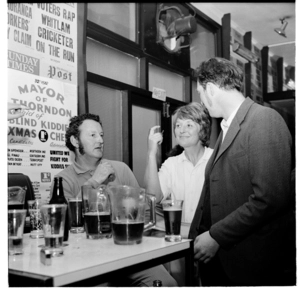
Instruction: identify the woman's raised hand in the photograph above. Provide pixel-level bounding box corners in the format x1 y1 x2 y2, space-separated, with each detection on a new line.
148 126 163 155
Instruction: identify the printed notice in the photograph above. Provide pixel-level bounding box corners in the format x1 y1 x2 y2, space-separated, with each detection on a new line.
7 3 78 202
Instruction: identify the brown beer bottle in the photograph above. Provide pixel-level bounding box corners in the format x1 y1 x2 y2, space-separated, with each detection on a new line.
49 176 69 241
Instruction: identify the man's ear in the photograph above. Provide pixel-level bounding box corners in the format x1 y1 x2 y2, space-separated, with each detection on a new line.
207 82 218 97
70 135 79 149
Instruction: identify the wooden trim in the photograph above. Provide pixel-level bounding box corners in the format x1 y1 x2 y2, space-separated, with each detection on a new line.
147 55 191 77
243 31 252 98
261 46 269 97
87 72 152 97
184 76 192 103
276 57 284 92
215 25 223 57
139 57 149 90
121 91 130 167
86 20 143 58
221 13 231 59
264 90 295 102
77 3 88 114
285 65 295 82
9 270 54 287
191 5 221 29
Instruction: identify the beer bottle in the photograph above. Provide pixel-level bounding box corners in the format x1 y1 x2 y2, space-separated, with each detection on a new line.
49 176 69 241
153 280 162 287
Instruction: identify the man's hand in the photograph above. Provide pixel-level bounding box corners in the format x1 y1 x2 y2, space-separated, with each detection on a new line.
148 126 163 156
194 231 220 264
91 161 115 185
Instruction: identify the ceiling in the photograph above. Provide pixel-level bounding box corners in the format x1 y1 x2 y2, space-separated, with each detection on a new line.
191 2 296 67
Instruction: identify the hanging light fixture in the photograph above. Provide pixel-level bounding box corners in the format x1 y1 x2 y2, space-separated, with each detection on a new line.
232 42 259 63
274 18 288 38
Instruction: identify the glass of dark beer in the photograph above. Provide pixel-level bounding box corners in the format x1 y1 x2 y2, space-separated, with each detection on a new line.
69 198 84 233
107 185 155 245
82 185 112 239
162 200 183 242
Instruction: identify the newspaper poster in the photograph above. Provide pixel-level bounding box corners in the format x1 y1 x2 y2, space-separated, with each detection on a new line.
7 2 78 202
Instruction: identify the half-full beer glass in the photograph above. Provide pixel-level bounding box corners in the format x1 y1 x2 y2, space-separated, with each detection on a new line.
162 200 183 242
8 209 26 255
40 204 67 257
107 185 156 245
82 185 112 239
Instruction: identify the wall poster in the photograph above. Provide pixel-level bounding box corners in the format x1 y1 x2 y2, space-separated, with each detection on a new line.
7 3 78 202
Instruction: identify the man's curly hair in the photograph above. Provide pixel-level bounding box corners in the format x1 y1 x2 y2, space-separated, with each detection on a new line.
65 113 102 152
172 102 212 147
194 57 244 92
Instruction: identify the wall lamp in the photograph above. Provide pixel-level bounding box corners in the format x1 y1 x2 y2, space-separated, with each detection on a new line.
232 42 259 63
274 18 288 38
156 4 197 54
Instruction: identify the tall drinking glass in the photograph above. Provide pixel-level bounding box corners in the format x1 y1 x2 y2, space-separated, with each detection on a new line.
162 200 183 242
69 197 84 233
40 204 67 257
8 209 27 255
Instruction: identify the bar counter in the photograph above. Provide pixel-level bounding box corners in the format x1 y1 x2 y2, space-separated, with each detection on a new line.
9 232 194 287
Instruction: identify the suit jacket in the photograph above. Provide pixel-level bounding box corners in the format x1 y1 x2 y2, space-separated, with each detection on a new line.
189 98 293 285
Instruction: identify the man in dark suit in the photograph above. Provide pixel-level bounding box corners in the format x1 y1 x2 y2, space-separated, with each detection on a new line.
189 57 295 286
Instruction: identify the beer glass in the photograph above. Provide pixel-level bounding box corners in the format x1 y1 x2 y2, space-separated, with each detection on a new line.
162 200 183 242
40 204 67 257
69 197 84 233
8 209 26 255
107 185 156 245
28 198 45 239
82 185 112 239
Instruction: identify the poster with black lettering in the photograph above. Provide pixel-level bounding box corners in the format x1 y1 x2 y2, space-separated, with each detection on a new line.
7 69 77 201
7 3 77 202
7 3 77 85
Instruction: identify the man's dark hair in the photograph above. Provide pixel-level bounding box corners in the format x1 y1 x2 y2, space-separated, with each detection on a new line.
65 113 102 152
194 57 244 92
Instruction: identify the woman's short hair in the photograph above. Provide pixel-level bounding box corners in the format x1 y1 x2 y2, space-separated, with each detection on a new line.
172 102 212 147
65 113 102 152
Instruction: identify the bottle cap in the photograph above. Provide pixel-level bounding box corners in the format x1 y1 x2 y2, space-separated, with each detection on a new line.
153 280 162 286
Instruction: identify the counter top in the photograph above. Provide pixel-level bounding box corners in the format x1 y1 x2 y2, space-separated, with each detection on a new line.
9 233 193 286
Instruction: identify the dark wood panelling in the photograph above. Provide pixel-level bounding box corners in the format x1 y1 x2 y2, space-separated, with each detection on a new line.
264 90 295 102
276 57 283 92
243 31 252 98
121 91 130 167
77 3 88 114
261 46 269 97
222 13 231 59
139 57 149 90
